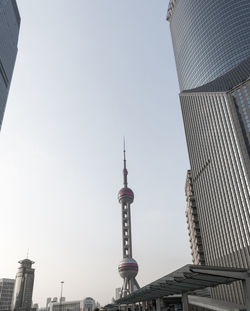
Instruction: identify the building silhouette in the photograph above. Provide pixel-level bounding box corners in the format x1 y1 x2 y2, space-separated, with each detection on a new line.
117 146 139 298
0 0 20 129
167 0 250 305
11 259 35 311
0 279 15 311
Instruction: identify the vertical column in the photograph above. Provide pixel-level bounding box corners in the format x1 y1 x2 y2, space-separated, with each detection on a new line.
142 301 146 311
182 293 188 311
156 299 161 311
242 278 250 311
127 203 132 258
122 203 128 257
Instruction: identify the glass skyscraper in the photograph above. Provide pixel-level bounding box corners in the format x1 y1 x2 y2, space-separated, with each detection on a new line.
0 0 20 129
168 0 250 305
167 0 250 91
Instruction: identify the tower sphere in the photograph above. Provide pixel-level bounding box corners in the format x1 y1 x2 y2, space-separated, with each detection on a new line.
118 187 134 203
118 258 138 280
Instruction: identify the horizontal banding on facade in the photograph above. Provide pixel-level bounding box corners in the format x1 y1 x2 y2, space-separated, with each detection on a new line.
118 263 138 272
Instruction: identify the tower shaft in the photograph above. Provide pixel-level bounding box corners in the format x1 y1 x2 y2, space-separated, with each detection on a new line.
121 201 132 258
118 145 139 298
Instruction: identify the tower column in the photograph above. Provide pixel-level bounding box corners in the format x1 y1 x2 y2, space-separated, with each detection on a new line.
118 146 140 298
156 299 161 311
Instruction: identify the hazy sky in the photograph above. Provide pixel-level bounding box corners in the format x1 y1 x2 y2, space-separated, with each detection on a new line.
0 0 191 306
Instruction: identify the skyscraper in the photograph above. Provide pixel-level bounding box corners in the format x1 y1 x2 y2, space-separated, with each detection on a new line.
11 259 35 311
167 0 250 92
167 0 250 305
0 279 15 311
117 146 139 298
0 0 20 129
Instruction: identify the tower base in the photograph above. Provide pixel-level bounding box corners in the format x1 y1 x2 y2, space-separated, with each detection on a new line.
120 277 140 298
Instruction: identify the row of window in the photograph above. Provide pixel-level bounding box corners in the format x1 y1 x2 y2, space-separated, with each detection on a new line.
181 92 250 261
181 92 250 303
232 87 250 133
170 0 250 90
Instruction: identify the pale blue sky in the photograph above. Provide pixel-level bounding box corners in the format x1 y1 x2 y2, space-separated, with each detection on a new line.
0 0 190 306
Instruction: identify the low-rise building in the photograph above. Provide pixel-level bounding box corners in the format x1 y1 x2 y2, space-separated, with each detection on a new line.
48 298 95 311
0 279 15 311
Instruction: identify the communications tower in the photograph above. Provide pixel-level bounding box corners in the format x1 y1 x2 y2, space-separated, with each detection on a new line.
118 145 139 298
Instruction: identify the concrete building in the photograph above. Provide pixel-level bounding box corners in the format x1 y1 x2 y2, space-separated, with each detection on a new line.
11 259 35 311
0 0 20 129
0 279 15 311
167 0 250 305
48 298 95 311
83 298 95 311
48 300 81 311
117 146 139 297
185 170 205 266
115 288 121 301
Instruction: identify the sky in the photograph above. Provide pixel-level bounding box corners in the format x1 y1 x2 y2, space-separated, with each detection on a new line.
0 0 191 307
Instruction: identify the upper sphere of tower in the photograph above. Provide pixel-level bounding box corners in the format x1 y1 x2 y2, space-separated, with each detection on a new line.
118 187 134 204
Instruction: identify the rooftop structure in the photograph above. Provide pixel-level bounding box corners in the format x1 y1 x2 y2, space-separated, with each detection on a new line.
115 264 250 311
166 0 176 22
48 298 95 311
11 259 35 311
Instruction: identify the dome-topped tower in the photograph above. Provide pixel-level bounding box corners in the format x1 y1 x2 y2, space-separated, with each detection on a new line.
117 140 140 298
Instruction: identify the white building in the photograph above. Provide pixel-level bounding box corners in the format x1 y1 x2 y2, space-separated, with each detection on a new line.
48 298 95 311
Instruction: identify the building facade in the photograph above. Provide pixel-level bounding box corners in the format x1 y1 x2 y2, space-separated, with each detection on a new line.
11 259 35 311
48 298 95 311
168 0 250 305
180 61 250 304
0 0 20 128
185 170 205 266
0 279 15 311
167 0 250 92
83 298 95 311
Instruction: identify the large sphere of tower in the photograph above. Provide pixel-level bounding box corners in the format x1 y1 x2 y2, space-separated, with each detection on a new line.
118 187 134 204
118 258 138 280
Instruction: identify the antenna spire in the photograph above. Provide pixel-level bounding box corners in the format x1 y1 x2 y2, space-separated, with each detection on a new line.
123 137 128 187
